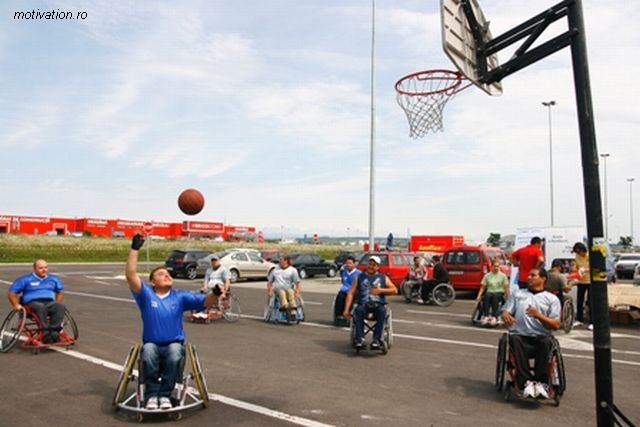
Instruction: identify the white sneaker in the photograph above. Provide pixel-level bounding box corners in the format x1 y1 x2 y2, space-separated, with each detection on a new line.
481 316 489 325
417 298 424 304
573 320 583 327
159 396 172 410
588 324 594 331
535 382 549 399
145 397 159 410
522 381 537 398
490 317 497 326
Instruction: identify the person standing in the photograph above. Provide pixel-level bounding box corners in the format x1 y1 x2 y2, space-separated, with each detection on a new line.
126 234 217 410
476 260 510 326
509 237 544 289
572 242 591 328
334 256 360 325
267 255 301 322
7 259 66 343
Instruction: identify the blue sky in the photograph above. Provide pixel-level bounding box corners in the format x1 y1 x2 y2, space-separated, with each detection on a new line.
1 0 638 243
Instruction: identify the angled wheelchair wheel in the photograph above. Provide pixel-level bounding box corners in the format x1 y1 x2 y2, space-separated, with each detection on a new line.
0 309 26 353
562 295 574 334
385 310 393 349
495 333 508 391
61 309 79 341
471 301 481 325
113 344 140 411
221 293 241 323
263 296 275 322
296 297 306 323
552 338 567 396
400 280 413 301
187 343 210 407
432 283 455 307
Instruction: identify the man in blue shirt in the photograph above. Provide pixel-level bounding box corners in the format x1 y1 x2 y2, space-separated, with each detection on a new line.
343 256 397 350
126 234 217 410
333 256 360 326
501 267 561 399
8 259 66 343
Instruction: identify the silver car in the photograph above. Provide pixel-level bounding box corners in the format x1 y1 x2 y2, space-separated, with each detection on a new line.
198 251 276 282
614 254 640 280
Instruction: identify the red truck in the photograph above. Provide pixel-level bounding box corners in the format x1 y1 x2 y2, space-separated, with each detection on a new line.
409 235 465 254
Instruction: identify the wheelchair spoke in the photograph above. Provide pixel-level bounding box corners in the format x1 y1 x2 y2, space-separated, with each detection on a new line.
0 309 26 353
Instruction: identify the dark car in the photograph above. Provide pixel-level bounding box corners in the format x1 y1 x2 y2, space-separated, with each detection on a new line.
334 251 364 271
289 253 338 279
164 249 212 280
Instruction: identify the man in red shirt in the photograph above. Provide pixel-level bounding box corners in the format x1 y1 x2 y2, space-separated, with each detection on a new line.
509 237 544 289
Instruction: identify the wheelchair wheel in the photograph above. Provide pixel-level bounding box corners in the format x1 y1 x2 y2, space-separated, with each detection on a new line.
552 339 566 396
495 333 508 391
113 344 140 411
61 309 79 341
385 310 393 349
187 343 210 407
0 309 26 353
296 297 306 323
471 301 481 325
221 293 241 323
263 296 274 322
561 295 574 334
432 283 455 307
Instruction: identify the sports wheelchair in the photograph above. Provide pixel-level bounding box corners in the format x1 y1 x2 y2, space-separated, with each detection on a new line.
263 294 305 324
349 303 393 355
558 293 575 334
331 293 351 327
188 292 242 323
471 294 506 327
113 342 209 422
495 332 566 406
400 279 456 307
0 305 78 354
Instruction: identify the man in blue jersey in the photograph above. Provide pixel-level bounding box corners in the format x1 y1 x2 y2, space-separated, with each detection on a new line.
8 259 66 343
343 256 397 350
501 267 561 399
333 256 360 326
126 234 218 410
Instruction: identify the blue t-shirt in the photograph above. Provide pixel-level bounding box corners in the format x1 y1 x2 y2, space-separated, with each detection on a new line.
9 272 64 304
339 268 361 293
355 272 388 305
133 282 205 344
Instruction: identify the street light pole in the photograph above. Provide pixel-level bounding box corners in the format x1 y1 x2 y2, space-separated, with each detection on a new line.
542 100 556 226
628 177 635 243
600 153 610 242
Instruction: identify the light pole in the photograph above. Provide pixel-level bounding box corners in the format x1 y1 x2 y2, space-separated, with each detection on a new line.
542 100 556 226
628 178 635 243
600 153 610 242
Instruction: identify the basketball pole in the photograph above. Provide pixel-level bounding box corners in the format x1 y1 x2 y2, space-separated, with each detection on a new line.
367 0 377 253
567 1 614 425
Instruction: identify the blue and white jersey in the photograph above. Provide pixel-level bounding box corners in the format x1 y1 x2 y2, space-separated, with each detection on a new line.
133 282 205 344
9 273 64 304
501 288 561 337
339 268 361 293
355 273 388 305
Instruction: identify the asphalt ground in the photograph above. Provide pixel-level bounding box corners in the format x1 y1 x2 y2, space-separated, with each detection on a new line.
0 263 639 427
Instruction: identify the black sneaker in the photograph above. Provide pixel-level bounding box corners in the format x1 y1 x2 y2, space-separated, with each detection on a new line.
355 338 366 349
50 331 61 343
42 333 52 344
370 340 381 350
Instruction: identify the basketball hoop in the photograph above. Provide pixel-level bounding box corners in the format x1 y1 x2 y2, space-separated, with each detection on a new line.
395 69 469 138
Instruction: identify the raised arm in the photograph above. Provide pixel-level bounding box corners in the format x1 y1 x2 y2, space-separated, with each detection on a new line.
126 234 144 294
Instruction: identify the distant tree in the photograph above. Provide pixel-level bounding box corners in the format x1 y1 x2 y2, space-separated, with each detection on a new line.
619 236 633 249
486 233 501 247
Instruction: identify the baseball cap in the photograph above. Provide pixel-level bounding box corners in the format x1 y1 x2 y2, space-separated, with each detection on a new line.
551 259 564 268
369 255 381 265
210 254 220 261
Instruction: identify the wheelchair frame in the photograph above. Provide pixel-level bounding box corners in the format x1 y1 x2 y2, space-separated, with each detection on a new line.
0 306 78 354
349 305 393 355
188 292 242 324
495 332 566 406
113 342 209 422
263 295 306 324
400 280 456 307
471 295 505 327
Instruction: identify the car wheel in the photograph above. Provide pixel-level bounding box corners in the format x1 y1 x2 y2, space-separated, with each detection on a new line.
299 268 307 279
230 269 239 283
185 265 197 280
327 267 337 278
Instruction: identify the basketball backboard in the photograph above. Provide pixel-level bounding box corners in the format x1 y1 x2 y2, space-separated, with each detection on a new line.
441 0 503 96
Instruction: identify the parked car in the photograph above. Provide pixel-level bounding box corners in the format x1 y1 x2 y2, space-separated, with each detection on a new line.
288 253 338 279
198 251 276 282
614 254 640 279
442 246 511 290
334 251 364 271
357 251 420 286
260 250 288 264
633 264 640 285
164 249 213 280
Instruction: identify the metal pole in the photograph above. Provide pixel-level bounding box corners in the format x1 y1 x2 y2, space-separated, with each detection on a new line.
542 100 556 226
628 178 635 242
368 0 376 252
568 1 613 425
600 153 609 242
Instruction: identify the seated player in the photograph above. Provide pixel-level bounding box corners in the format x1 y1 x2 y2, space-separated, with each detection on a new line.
343 256 397 350
195 254 232 318
404 256 428 303
334 256 360 325
7 259 66 343
476 260 510 326
267 255 301 322
420 255 448 304
500 267 561 399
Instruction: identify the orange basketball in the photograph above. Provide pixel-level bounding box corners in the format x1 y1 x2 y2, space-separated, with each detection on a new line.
178 189 205 216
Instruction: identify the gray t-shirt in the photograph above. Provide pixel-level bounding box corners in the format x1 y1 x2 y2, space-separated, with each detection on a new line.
545 270 567 294
501 288 561 337
204 266 231 287
268 266 300 292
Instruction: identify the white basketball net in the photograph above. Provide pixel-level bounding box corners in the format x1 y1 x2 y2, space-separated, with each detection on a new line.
395 70 463 139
